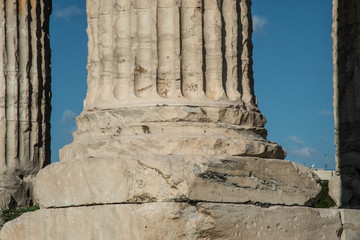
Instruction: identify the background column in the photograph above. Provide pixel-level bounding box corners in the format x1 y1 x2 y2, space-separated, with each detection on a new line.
333 0 360 207
0 0 51 209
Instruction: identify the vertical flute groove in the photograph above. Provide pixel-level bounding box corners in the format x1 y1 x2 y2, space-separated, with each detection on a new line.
332 0 341 185
29 0 39 166
157 0 176 98
174 3 181 94
85 0 100 106
38 0 45 168
181 0 204 99
134 0 153 98
5 0 19 168
40 0 51 168
0 0 51 207
224 0 240 101
240 0 256 109
18 0 30 166
98 0 114 102
0 0 6 166
114 0 131 100
204 0 224 100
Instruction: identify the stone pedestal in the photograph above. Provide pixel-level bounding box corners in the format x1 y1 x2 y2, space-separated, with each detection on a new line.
0 0 51 208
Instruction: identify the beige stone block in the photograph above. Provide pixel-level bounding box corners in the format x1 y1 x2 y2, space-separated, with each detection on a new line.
340 209 360 240
34 156 321 208
0 203 342 240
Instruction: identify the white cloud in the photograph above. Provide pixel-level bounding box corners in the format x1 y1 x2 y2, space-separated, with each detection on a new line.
61 109 77 124
253 15 268 33
291 147 318 159
321 136 329 141
53 5 84 21
288 136 304 145
318 110 332 116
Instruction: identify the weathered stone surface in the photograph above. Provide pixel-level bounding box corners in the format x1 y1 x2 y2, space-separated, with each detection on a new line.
0 172 27 209
329 175 342 206
34 156 320 208
84 0 257 110
340 209 360 240
0 191 11 229
71 0 287 162
333 0 360 207
0 0 51 208
60 106 286 162
0 203 343 240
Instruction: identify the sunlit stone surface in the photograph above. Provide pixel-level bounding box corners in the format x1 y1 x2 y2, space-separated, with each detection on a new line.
0 0 51 209
3 0 360 239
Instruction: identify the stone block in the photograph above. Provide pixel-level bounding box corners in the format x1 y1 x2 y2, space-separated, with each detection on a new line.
0 203 342 240
340 209 360 240
34 156 321 208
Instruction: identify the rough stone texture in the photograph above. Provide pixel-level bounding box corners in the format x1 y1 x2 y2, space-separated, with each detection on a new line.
0 0 52 208
75 0 286 161
34 156 321 208
329 175 342 207
85 0 257 110
333 0 360 207
0 203 345 240
2 0 351 239
340 209 360 240
60 106 285 162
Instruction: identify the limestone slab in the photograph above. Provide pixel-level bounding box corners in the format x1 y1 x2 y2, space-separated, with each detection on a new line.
0 203 343 240
340 209 360 240
34 156 321 208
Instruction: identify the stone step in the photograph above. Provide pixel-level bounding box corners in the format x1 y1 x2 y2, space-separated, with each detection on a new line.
0 202 351 240
34 156 321 208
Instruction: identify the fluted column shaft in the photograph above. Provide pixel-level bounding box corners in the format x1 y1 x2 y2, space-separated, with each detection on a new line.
85 0 257 110
0 0 51 207
61 0 286 164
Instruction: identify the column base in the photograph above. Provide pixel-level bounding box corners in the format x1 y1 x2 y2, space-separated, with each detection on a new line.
60 105 286 161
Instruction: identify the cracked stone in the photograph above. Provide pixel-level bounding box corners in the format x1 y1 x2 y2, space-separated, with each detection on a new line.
34 156 321 208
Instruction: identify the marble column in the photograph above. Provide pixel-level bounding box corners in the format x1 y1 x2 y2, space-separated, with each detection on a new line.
61 0 285 162
85 0 258 108
333 0 360 207
0 1 332 238
0 0 51 208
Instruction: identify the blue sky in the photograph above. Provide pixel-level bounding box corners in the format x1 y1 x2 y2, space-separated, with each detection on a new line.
50 0 335 170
